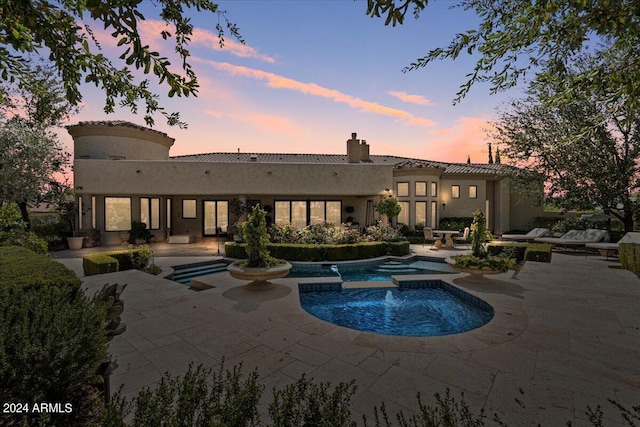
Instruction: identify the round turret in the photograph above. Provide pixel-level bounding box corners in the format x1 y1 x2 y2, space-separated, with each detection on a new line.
67 121 174 160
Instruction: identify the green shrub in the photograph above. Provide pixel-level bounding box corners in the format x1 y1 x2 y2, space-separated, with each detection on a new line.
102 363 263 427
487 242 528 261
364 223 404 242
0 203 48 254
620 243 640 276
524 244 553 263
269 375 356 426
0 284 107 426
83 253 120 276
31 214 71 250
438 217 473 231
451 254 515 272
225 241 410 262
82 245 152 275
0 246 81 290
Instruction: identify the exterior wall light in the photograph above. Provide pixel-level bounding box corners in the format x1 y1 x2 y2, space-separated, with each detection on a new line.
442 203 446 210
136 170 141 174
204 170 210 174
267 171 272 176
332 172 338 176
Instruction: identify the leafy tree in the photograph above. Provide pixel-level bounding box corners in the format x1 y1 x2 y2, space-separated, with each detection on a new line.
491 56 640 231
366 0 640 111
0 62 79 128
375 197 402 222
0 121 70 222
0 0 242 127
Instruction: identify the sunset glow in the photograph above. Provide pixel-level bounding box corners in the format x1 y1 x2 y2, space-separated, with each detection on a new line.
59 1 519 164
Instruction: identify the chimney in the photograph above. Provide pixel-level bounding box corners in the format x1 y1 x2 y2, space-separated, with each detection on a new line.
347 132 360 163
360 139 370 162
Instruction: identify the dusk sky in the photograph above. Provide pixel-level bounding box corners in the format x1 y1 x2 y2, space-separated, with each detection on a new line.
60 1 525 163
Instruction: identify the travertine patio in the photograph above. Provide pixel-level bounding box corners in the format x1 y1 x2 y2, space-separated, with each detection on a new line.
56 244 640 425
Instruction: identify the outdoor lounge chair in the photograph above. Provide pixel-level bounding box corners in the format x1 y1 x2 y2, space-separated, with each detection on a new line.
534 228 609 252
585 232 640 258
501 228 549 242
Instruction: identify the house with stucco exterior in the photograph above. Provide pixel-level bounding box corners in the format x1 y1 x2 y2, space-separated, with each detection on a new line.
67 121 542 245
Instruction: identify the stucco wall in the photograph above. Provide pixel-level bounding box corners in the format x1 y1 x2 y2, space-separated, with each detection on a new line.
69 124 174 160
74 160 394 196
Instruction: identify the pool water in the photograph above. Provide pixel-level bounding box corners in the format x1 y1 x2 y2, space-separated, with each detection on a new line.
171 257 453 286
290 259 453 282
299 286 493 336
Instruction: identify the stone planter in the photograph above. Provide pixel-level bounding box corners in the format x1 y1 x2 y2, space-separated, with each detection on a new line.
445 257 505 282
227 260 292 290
67 236 84 250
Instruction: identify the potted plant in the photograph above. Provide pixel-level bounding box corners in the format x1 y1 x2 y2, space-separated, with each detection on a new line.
447 210 514 278
375 197 402 226
59 195 84 250
129 221 152 244
227 207 292 290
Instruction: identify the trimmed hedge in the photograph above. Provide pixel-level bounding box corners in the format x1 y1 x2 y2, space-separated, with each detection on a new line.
487 242 528 261
82 245 152 276
620 243 640 276
0 246 81 290
225 241 410 261
83 253 119 276
524 244 553 263
486 242 552 263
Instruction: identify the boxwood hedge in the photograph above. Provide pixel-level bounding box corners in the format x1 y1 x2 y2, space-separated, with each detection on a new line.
225 241 410 261
0 246 81 290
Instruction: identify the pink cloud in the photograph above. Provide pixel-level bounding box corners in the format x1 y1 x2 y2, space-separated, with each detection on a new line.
203 61 436 127
191 27 275 63
388 91 435 106
205 110 305 137
424 117 494 163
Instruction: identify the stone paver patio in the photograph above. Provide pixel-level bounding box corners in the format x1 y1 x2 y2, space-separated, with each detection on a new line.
56 243 640 425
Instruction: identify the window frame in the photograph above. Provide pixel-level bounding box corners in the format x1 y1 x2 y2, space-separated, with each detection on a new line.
140 197 161 230
397 182 409 197
415 181 427 197
431 182 438 197
451 185 460 199
469 185 478 199
104 196 132 232
182 199 197 219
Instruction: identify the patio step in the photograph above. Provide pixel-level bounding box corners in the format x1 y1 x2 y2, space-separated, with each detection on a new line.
171 262 228 284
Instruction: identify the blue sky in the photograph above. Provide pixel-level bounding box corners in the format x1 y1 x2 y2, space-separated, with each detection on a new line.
63 0 523 163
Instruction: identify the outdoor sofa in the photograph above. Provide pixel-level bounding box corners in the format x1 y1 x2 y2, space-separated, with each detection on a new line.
533 229 609 252
585 232 640 258
500 228 549 242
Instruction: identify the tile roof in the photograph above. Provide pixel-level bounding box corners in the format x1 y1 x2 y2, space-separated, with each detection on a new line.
67 121 172 139
170 152 509 175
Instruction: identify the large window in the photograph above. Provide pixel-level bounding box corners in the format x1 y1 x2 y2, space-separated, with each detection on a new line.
397 182 409 197
469 185 478 199
182 199 196 218
415 201 427 226
204 200 228 235
140 197 160 229
276 200 341 227
398 201 409 225
275 201 307 228
105 197 131 231
415 182 427 196
431 182 438 197
451 185 460 199
310 201 341 224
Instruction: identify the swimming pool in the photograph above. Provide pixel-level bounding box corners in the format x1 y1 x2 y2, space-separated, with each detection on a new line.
171 256 453 286
298 282 494 336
